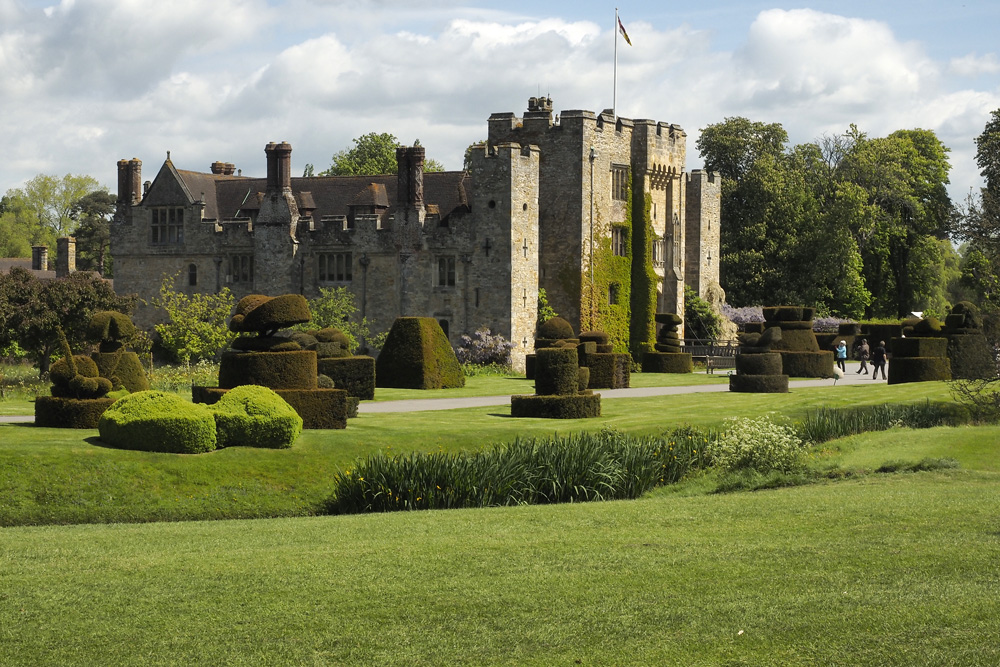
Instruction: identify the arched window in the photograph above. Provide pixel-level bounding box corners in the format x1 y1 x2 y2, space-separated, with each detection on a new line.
188 263 197 286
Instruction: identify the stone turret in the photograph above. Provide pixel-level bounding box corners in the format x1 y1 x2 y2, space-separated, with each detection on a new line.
116 158 142 209
254 142 300 294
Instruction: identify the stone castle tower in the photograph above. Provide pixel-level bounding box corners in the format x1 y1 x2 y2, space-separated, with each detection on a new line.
110 97 719 367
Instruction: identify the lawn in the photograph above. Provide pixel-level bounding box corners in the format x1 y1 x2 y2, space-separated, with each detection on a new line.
2 461 998 665
0 380 956 526
1 375 998 664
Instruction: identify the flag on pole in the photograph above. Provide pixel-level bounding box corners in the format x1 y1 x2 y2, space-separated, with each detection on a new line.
618 16 631 46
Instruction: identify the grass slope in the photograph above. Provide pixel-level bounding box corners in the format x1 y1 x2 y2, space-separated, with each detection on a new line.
2 469 998 665
0 382 955 526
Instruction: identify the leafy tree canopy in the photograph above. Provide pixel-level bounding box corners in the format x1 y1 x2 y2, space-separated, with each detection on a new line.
313 133 445 176
0 267 135 376
152 273 236 365
71 190 116 276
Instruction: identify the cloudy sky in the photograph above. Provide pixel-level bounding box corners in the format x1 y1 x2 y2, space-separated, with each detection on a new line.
2 0 999 203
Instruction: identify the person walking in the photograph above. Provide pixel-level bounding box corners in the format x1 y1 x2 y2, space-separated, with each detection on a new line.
856 338 870 375
871 340 888 380
835 340 848 373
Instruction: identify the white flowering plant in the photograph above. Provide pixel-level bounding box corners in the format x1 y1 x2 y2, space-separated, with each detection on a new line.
709 415 805 473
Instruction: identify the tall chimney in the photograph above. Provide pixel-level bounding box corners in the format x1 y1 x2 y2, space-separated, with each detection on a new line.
395 145 425 207
31 246 48 271
56 237 76 278
264 141 293 193
117 158 142 210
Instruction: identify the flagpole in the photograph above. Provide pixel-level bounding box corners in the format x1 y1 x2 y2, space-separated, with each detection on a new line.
613 7 618 117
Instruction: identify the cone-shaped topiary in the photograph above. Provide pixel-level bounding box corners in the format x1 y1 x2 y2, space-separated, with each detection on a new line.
376 317 464 389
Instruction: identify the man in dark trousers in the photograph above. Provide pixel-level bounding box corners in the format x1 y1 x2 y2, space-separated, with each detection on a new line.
871 340 888 380
855 338 870 375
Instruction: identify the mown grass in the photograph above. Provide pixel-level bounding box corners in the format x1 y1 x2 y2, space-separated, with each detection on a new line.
2 467 999 665
0 381 956 526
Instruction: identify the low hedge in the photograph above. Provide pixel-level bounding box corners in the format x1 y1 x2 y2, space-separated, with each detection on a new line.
641 352 693 374
729 374 789 393
317 356 376 399
212 385 303 449
219 350 318 390
99 391 218 454
735 352 782 376
779 350 834 378
376 317 465 389
34 396 116 428
586 353 631 389
193 386 349 429
510 392 602 419
891 337 948 358
888 357 952 385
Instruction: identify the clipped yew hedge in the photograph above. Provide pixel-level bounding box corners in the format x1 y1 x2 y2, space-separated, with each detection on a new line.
586 353 631 389
888 357 952 385
641 352 693 374
510 392 602 419
219 350 318 390
375 317 464 389
35 396 117 429
729 374 789 393
317 356 376 400
91 351 150 392
891 337 948 358
779 350 835 378
735 352 783 376
534 347 580 395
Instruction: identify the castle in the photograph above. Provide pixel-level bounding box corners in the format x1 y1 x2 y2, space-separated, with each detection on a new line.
111 98 720 371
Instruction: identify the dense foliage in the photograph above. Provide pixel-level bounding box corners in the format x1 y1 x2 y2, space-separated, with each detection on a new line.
152 272 236 364
307 133 445 176
0 267 135 375
698 118 954 319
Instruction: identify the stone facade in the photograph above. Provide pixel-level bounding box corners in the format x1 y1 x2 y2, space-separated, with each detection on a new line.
111 98 719 370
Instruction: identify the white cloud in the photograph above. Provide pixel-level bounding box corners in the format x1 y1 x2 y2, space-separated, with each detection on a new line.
950 53 1000 78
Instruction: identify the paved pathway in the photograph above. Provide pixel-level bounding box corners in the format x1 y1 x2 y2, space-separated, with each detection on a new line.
0 369 883 423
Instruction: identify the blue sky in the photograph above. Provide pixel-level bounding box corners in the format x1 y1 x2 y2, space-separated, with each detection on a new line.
1 0 998 203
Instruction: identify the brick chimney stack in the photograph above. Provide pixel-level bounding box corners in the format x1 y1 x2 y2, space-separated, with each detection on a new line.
265 141 293 193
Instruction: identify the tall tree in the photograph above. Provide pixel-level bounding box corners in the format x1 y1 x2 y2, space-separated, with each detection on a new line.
696 117 788 181
317 133 444 176
4 174 101 241
71 191 116 276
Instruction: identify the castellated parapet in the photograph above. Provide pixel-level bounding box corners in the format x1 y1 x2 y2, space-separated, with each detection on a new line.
110 97 719 368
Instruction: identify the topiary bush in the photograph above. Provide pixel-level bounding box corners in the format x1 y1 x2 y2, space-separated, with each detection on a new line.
509 393 601 419
375 317 464 389
231 294 311 336
317 356 376 400
99 391 218 454
584 353 631 389
211 385 303 449
219 350 318 389
537 316 574 341
534 347 580 395
35 396 117 429
642 353 693 373
728 374 789 393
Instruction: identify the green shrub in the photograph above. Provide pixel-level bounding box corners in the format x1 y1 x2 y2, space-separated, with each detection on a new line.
375 317 464 389
317 356 376 399
728 374 789 393
887 357 951 384
193 386 349 429
236 294 312 335
778 350 834 378
534 347 579 396
34 396 116 428
98 391 218 454
218 350 318 390
735 352 782 376
708 416 804 473
585 353 631 389
537 316 574 341
212 385 303 449
891 337 948 357
87 311 137 352
641 352 693 373
92 351 150 392
510 393 601 419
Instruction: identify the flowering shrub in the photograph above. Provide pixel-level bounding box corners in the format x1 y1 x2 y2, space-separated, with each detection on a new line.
720 304 763 329
455 328 513 367
709 415 805 473
813 316 850 333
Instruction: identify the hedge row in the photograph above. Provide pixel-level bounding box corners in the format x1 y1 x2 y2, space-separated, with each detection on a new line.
34 396 117 429
510 392 602 419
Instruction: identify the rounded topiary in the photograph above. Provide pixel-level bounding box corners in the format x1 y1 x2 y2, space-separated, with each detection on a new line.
99 391 218 453
910 317 944 337
211 385 303 449
49 354 112 399
230 294 311 335
578 330 610 345
537 316 574 341
949 301 984 331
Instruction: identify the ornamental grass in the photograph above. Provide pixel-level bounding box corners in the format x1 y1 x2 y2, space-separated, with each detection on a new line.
327 427 713 514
